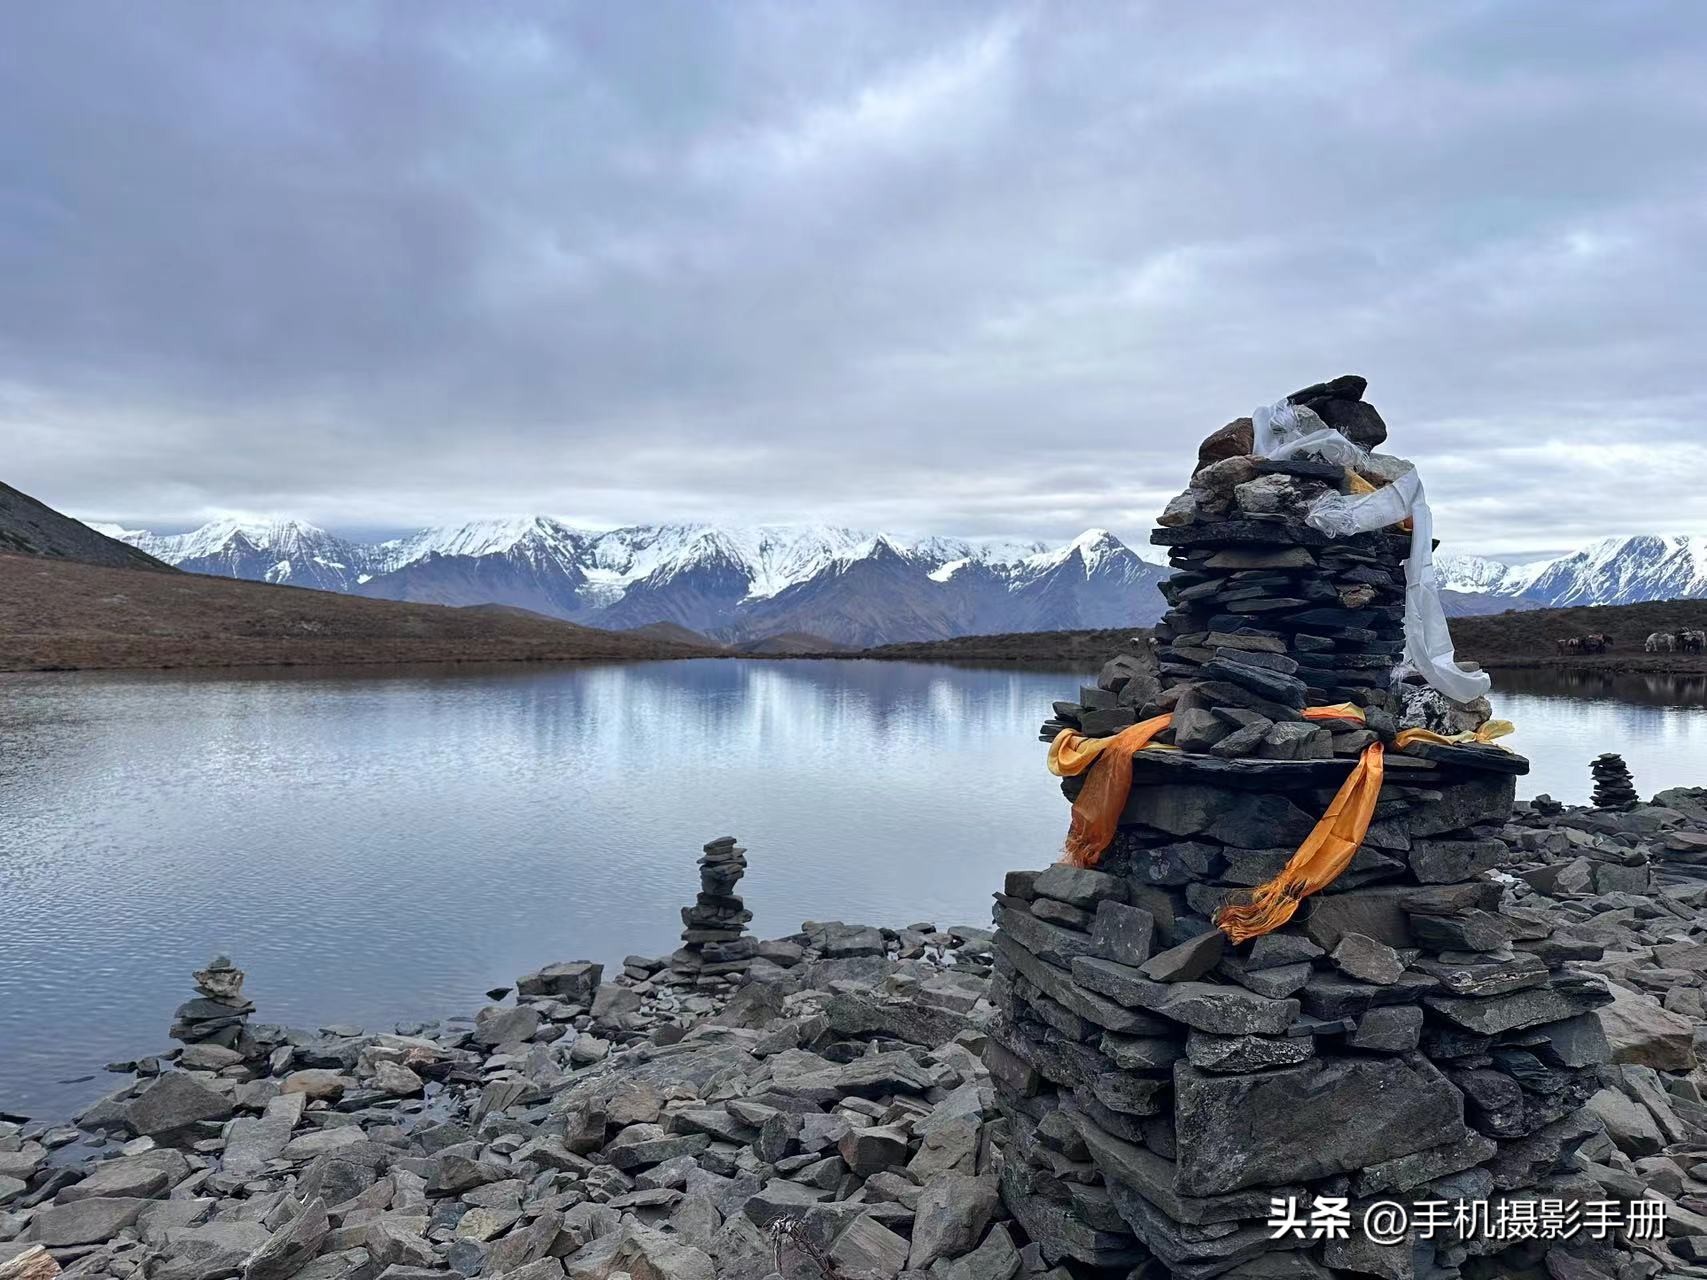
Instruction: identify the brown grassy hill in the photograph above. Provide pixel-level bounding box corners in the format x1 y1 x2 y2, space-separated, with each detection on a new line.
631 620 724 649
1449 599 1707 671
732 631 848 656
850 628 1143 667
0 553 715 672
837 601 1707 674
0 481 174 572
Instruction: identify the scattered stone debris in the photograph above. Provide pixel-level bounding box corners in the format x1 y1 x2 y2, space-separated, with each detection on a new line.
1593 754 1640 812
0 838 1018 1280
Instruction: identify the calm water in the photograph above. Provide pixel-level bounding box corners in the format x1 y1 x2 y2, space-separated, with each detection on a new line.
2 658 1705 1121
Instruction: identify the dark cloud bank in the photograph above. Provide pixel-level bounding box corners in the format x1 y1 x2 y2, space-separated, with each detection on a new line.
2 1 1704 551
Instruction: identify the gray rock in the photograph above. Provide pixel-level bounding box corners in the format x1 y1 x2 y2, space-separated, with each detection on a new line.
155 1221 273 1280
1243 933 1323 972
1597 982 1697 1071
1329 932 1404 985
1072 960 1298 1035
26 1196 151 1246
1425 981 1610 1036
1186 1031 1314 1074
471 1006 542 1047
1032 865 1126 909
1583 1088 1663 1157
516 961 603 1004
1091 901 1154 967
1174 1057 1469 1196
1407 838 1506 884
244 1197 329 1280
58 1149 188 1202
908 1174 999 1270
1346 1005 1423 1052
1139 929 1224 982
223 1113 294 1178
123 1072 234 1139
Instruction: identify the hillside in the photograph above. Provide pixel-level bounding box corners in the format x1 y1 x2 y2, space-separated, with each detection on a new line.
1 481 175 572
839 599 1707 674
1449 598 1707 670
851 628 1143 667
0 553 714 673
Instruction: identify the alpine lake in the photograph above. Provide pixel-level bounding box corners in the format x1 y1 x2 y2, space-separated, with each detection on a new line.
3 657 1705 1120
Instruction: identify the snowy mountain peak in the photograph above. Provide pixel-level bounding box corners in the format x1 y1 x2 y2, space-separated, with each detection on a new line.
1021 527 1131 578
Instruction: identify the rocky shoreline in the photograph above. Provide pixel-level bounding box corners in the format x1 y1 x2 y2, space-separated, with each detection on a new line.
0 785 1705 1280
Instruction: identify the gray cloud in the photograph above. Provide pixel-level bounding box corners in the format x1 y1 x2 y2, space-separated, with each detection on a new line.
2 0 1703 551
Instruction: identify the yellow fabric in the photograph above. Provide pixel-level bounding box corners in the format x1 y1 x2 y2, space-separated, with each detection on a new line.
1047 701 1386 940
1214 740 1385 943
1047 715 1174 869
1393 721 1515 749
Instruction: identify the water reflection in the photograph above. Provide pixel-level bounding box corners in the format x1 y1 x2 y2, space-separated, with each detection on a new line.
1489 668 1707 804
1494 667 1707 709
0 660 1073 1120
2 657 1704 1121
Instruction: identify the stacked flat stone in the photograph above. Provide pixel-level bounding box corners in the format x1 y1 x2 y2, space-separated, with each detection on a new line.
668 835 756 989
990 381 1619 1278
1591 753 1639 811
169 954 256 1056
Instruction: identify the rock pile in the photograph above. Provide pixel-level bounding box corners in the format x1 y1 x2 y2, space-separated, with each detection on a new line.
1593 753 1640 811
3 916 1021 1280
168 955 257 1065
668 836 757 990
14 766 1707 1277
990 382 1637 1277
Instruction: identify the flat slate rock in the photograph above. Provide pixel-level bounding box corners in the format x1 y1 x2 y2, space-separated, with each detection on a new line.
1399 741 1531 775
1126 751 1360 792
1173 1057 1469 1196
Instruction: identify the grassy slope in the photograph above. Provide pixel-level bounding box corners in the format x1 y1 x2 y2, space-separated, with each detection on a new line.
847 628 1140 667
0 553 715 672
835 601 1707 672
1449 599 1707 671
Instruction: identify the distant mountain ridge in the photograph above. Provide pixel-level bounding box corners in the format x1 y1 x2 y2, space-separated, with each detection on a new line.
93 516 1166 646
90 514 1707 647
1436 536 1707 609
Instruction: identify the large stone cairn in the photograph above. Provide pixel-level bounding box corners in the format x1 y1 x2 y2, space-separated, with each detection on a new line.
987 378 1620 1278
169 954 256 1060
668 835 757 989
1591 752 1639 811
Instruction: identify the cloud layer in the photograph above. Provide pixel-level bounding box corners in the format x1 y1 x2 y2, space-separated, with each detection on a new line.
3 1 1703 551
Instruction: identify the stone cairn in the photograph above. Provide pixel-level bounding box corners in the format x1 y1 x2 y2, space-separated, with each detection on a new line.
169 954 256 1059
667 835 757 989
1591 752 1639 811
987 378 1618 1278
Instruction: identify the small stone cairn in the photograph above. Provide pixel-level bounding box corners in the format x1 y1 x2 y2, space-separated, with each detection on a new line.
169 954 256 1059
668 835 757 989
1591 752 1639 811
988 378 1619 1277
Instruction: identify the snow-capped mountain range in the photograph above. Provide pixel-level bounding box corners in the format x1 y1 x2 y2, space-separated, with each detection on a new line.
87 516 1707 647
89 517 1170 646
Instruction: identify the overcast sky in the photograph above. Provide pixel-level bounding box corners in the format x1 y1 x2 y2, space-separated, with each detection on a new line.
2 2 1703 553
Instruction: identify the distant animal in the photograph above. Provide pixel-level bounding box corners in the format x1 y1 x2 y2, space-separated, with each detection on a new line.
1647 631 1677 654
1557 634 1612 655
1555 637 1579 655
1583 633 1614 654
1680 629 1707 655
